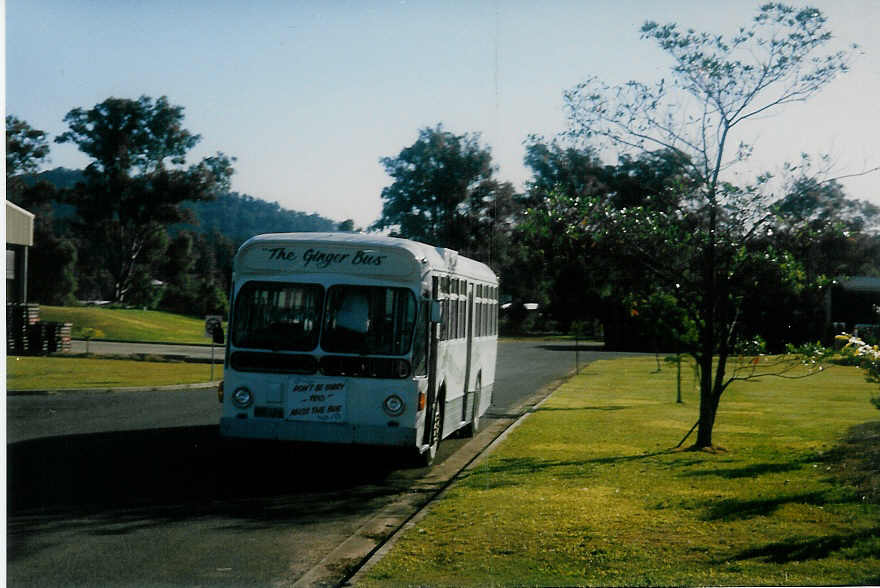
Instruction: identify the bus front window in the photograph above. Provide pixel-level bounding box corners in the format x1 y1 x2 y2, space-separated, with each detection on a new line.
322 286 416 355
232 282 324 351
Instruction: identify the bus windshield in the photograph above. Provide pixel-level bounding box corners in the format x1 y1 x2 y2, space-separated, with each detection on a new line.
322 285 417 355
232 281 324 351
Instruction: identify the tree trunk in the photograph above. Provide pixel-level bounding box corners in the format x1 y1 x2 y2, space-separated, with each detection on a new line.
695 354 717 448
696 200 719 449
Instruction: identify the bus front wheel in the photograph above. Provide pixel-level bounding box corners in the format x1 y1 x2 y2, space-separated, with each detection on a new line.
415 390 443 467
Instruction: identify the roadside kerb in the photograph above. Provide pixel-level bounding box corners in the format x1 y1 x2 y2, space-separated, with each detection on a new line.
290 370 574 588
7 381 222 396
70 338 216 346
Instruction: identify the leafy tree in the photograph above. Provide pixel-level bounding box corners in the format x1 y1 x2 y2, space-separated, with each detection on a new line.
523 137 605 205
203 229 237 302
55 95 235 302
743 163 880 348
772 160 880 279
154 230 229 316
459 178 521 264
557 3 856 449
519 139 605 332
158 231 197 312
6 116 80 305
28 233 79 306
373 124 513 256
5 115 57 211
522 138 695 339
337 219 356 232
6 115 50 179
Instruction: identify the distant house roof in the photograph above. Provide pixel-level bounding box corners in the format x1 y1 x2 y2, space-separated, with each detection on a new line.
6 200 34 247
840 277 880 293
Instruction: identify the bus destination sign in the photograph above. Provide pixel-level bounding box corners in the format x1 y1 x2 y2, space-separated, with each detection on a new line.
239 244 416 277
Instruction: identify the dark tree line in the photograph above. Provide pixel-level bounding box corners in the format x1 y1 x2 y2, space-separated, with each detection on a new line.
5 97 337 316
372 4 879 450
372 122 878 356
372 124 520 269
6 115 79 306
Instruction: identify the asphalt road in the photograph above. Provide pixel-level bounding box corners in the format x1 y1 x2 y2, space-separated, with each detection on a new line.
69 339 222 360
7 341 628 587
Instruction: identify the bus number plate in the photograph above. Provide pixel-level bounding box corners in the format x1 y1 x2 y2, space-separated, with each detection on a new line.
287 381 347 423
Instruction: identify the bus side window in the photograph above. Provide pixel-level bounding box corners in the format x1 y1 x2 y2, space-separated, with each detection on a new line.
413 301 428 376
432 276 445 341
450 298 458 340
459 298 466 339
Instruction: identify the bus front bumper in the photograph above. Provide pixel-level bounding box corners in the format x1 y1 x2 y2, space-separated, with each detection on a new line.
220 417 418 448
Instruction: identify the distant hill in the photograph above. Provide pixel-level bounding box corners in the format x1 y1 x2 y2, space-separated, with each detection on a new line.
25 167 339 243
30 167 85 189
180 192 338 244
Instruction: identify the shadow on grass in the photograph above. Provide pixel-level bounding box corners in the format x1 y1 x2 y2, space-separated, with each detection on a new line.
7 426 414 561
820 420 880 504
729 527 880 564
485 406 630 420
699 491 831 521
459 451 670 490
683 461 806 479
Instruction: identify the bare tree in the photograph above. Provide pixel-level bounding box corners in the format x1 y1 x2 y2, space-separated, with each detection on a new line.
562 3 858 448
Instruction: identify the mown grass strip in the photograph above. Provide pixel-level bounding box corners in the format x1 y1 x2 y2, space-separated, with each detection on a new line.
362 357 880 587
7 356 223 390
38 305 217 343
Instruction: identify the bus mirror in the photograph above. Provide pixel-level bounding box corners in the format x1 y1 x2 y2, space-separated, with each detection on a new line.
212 325 225 345
430 301 443 323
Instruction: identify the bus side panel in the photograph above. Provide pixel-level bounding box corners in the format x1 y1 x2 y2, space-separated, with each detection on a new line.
474 336 498 419
465 336 497 422
435 338 467 439
435 336 497 438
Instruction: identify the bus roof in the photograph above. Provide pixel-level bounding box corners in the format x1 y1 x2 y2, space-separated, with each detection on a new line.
235 232 498 284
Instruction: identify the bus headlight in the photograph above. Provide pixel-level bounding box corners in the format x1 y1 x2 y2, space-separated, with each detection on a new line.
383 394 405 416
232 386 254 409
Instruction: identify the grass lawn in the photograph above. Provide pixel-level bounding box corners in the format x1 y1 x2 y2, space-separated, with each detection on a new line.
7 356 223 390
39 305 218 343
363 357 880 587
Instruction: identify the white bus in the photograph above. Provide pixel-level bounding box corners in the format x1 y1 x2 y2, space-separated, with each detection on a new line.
218 233 499 465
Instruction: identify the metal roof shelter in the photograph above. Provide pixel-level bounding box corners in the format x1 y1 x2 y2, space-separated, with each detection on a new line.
826 276 880 338
6 200 35 303
839 276 880 293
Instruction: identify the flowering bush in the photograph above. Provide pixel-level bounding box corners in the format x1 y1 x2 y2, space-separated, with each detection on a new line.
835 333 880 408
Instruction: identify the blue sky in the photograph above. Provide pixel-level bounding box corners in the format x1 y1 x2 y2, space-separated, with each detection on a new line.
6 0 879 228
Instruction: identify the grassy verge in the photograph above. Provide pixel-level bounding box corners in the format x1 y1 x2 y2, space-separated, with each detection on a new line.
7 356 223 390
363 357 880 587
39 305 217 343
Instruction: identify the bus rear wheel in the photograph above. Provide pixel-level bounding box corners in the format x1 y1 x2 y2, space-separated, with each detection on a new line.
461 376 481 438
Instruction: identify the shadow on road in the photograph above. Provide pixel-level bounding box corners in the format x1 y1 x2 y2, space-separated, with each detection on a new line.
8 426 416 559
536 344 604 352
537 345 657 358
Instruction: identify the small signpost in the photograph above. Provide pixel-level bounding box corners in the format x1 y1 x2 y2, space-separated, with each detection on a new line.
571 321 586 375
205 315 224 381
